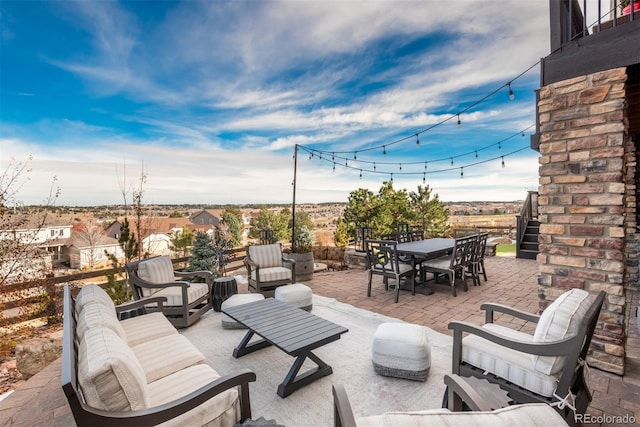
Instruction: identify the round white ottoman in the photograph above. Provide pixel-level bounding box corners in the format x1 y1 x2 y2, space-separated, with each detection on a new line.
221 293 265 329
274 283 313 311
372 322 431 381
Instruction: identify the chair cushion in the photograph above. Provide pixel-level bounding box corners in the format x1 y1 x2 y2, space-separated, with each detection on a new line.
75 284 115 317
76 302 127 342
248 244 283 268
150 364 240 427
152 282 209 306
137 256 176 296
462 323 558 397
131 334 206 383
251 266 292 283
357 403 566 427
119 312 179 347
533 288 592 375
78 327 150 411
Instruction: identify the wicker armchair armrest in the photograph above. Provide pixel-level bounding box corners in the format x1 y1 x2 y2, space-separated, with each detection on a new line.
115 296 168 315
65 369 257 426
480 302 541 324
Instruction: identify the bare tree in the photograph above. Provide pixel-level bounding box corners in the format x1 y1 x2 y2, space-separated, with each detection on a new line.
0 156 60 285
72 219 109 271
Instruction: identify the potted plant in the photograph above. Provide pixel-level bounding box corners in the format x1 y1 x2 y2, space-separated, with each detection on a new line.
621 0 640 15
286 225 315 281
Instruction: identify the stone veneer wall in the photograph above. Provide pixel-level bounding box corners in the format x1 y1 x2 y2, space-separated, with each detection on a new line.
537 67 633 375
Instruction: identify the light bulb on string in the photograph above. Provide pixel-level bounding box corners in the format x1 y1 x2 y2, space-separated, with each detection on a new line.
383 145 387 156
359 169 362 179
501 156 505 168
345 159 348 166
475 151 478 158
309 152 313 160
332 162 336 172
460 167 464 178
423 173 426 184
424 162 427 171
399 163 402 171
457 114 461 127
332 153 335 162
415 134 420 147
522 131 525 137
508 83 515 100
390 173 393 182
498 142 502 151
373 162 377 171
354 152 357 160
450 158 454 166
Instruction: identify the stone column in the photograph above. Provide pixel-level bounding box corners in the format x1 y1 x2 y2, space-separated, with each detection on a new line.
537 68 628 375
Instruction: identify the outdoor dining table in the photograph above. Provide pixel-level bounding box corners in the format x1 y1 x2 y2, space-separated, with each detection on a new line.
396 238 455 293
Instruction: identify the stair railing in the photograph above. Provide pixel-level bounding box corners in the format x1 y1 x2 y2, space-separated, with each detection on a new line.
516 191 539 258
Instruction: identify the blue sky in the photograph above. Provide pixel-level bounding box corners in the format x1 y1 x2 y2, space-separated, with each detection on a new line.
2 0 555 206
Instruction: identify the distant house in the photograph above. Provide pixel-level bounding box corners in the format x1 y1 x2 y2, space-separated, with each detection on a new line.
141 232 172 255
63 232 123 270
0 215 72 265
105 217 214 256
190 209 222 227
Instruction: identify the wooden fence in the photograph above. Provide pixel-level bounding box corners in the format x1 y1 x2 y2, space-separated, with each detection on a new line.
0 247 247 326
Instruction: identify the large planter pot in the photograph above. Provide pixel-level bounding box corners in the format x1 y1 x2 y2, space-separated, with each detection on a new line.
286 252 314 281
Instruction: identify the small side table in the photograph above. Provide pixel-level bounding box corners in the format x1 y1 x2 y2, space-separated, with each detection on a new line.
212 277 238 312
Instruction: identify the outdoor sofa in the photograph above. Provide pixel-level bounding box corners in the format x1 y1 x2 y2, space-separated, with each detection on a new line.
61 284 256 426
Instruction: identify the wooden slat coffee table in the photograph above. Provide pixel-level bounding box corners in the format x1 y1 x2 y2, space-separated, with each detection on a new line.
222 297 348 398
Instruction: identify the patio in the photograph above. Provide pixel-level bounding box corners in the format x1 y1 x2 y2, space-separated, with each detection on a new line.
1 256 639 426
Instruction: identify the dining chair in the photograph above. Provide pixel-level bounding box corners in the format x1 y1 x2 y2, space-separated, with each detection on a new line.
419 236 473 296
365 239 415 303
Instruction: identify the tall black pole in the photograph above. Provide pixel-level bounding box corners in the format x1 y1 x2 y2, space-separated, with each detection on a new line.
291 144 298 251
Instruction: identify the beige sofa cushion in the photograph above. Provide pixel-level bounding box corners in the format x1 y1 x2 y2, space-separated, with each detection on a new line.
131 334 206 383
76 302 127 342
75 284 115 317
356 403 566 427
533 288 591 375
248 244 283 268
150 364 240 427
120 312 179 347
462 323 558 397
152 282 209 306
78 327 150 411
137 255 177 296
251 267 292 283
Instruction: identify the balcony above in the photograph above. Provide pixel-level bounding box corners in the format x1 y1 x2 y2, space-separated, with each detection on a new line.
542 0 640 86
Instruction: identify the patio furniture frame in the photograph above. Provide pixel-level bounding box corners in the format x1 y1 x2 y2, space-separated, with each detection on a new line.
448 290 606 425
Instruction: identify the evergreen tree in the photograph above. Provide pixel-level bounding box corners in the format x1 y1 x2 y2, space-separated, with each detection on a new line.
185 231 219 278
222 211 242 247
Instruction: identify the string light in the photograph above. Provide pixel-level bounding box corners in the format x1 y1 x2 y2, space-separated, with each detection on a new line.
415 134 420 147
450 158 454 166
332 162 336 171
390 173 393 182
359 169 362 179
457 114 461 127
332 153 335 162
501 156 505 168
424 162 427 171
383 145 387 156
309 152 313 160
354 152 357 160
399 163 402 171
345 159 348 166
498 142 502 151
460 167 464 178
374 162 377 171
507 82 515 100
475 151 478 158
423 173 426 183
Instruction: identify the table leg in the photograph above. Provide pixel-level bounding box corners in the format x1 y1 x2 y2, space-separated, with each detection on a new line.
232 330 272 358
277 351 333 398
